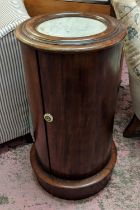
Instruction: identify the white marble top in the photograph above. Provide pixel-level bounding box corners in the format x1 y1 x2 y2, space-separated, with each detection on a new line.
36 17 107 38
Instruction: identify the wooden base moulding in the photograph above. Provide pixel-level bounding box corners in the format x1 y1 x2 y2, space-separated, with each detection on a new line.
30 142 117 200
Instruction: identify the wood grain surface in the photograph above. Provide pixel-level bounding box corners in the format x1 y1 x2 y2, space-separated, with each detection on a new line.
24 0 112 17
16 11 126 198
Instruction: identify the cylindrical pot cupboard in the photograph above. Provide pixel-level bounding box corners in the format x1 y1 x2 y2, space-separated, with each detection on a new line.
16 12 126 199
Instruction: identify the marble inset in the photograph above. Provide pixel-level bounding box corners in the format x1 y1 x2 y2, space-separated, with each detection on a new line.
37 17 107 38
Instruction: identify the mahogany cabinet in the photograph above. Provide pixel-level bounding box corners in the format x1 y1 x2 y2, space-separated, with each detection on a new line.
16 12 126 199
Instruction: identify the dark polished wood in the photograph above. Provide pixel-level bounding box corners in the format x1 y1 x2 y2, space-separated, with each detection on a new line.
16 12 126 199
24 0 113 17
64 0 110 4
123 115 140 138
37 44 122 179
30 142 117 200
21 45 51 170
16 13 126 52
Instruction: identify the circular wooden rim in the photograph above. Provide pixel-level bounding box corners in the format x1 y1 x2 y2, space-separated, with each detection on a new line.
30 142 117 199
16 12 126 52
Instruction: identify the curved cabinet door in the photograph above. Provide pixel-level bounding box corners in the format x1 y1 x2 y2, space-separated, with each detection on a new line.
37 43 122 179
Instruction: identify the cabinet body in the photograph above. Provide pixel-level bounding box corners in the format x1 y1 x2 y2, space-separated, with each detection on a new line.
22 44 122 179
16 12 126 199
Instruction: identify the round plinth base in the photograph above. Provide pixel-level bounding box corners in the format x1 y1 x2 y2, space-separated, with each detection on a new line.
30 142 117 200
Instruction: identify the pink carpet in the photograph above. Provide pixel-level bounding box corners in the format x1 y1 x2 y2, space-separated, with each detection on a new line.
0 61 140 210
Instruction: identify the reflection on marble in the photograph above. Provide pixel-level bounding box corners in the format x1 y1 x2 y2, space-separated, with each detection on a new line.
37 17 107 38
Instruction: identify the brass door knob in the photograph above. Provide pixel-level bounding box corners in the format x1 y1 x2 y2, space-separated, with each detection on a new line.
44 113 53 123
